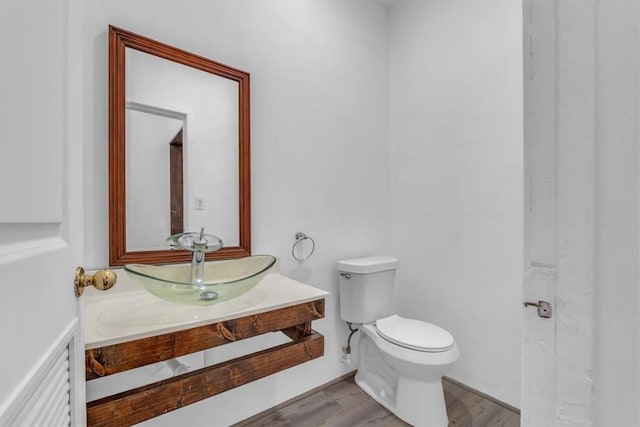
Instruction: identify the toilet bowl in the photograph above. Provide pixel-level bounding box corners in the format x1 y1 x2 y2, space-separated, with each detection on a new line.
356 317 459 426
337 257 459 427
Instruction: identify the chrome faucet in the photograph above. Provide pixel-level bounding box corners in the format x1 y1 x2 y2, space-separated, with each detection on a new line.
168 227 223 284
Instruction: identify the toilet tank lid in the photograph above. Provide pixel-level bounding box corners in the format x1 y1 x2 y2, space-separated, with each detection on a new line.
337 256 399 274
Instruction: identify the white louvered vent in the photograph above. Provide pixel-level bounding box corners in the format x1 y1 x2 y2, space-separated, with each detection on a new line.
1 321 80 427
13 347 71 427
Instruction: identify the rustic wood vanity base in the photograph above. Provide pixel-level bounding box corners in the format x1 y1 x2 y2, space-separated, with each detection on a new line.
85 299 325 426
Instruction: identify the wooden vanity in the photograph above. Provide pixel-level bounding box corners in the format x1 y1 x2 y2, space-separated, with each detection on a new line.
83 271 327 426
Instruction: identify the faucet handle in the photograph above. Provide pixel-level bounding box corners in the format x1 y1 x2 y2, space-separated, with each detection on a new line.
167 230 223 253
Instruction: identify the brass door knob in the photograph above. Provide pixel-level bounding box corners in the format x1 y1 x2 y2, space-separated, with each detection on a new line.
74 267 117 297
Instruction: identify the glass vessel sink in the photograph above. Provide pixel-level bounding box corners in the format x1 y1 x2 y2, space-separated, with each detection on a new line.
124 255 276 305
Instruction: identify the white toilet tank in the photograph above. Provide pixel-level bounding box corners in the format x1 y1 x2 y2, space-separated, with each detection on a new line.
337 256 399 324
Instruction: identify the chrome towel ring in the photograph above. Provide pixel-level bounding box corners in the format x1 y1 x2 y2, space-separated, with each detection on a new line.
292 232 315 261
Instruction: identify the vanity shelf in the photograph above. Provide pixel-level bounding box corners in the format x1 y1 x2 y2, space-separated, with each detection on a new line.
83 271 327 426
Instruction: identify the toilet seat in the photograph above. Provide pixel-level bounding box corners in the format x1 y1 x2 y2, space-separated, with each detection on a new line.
375 314 455 352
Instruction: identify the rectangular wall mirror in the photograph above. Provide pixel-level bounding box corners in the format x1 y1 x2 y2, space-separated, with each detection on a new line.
109 26 251 266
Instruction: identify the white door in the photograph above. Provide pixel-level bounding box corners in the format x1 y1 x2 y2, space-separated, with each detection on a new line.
0 1 86 425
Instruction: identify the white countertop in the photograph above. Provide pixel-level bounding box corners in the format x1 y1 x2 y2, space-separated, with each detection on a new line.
83 268 328 350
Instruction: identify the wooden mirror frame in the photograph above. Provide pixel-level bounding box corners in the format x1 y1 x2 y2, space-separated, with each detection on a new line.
109 26 251 266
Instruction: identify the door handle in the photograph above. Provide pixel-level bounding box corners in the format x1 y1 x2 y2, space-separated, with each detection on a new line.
74 267 117 297
523 300 552 319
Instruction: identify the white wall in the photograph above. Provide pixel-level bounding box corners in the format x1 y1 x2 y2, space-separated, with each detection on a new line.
592 1 639 424
81 1 391 425
388 0 523 407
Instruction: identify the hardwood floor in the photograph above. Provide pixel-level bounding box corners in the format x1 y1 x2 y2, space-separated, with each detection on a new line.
235 375 519 427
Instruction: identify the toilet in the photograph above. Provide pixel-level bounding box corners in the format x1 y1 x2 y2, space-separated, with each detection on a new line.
337 256 459 427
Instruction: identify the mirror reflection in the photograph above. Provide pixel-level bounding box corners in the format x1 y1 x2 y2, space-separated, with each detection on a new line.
125 48 239 251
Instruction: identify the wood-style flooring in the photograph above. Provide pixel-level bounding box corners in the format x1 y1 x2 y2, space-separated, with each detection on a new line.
235 375 519 427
